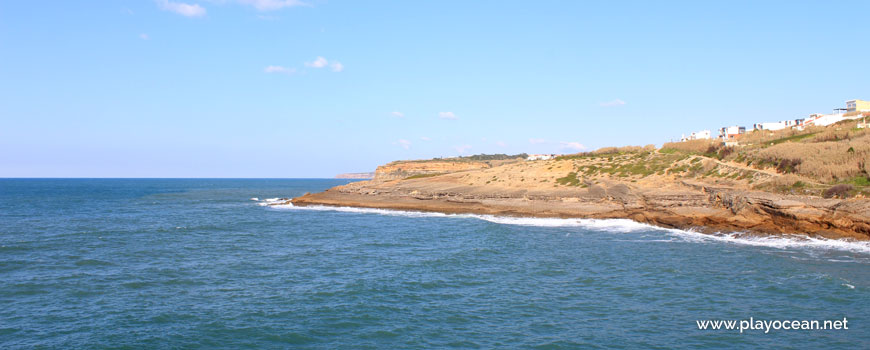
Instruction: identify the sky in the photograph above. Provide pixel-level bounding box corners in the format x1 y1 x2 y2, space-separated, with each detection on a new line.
2 0 869 178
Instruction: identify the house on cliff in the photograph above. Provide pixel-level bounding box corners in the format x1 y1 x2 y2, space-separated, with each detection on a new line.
752 119 802 131
527 154 556 161
718 126 745 140
680 130 711 142
847 99 870 113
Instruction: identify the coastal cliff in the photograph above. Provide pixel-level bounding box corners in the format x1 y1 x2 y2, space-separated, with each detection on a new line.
290 126 870 240
292 169 870 240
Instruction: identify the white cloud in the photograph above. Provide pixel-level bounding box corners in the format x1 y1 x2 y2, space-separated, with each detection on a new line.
302 56 343 72
391 111 405 118
453 145 472 154
237 0 307 11
529 138 548 144
397 139 411 150
560 141 587 150
305 56 328 68
600 99 626 107
420 136 432 141
438 112 457 120
496 141 507 147
156 0 206 17
139 33 150 40
264 65 296 75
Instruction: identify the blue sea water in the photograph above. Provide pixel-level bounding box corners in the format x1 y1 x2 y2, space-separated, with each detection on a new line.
1 178 869 349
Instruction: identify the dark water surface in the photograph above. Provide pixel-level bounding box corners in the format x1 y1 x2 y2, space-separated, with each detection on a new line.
1 179 868 349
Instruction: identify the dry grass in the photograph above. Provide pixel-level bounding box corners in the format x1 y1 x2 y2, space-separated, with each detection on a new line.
760 174 807 187
592 145 651 155
811 124 870 142
843 111 870 118
737 126 823 146
558 145 656 160
661 139 716 153
751 133 870 182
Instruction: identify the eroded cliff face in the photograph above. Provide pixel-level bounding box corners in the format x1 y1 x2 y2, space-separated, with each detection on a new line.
374 160 491 181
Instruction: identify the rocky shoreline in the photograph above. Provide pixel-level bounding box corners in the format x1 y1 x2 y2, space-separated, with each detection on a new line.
289 177 870 241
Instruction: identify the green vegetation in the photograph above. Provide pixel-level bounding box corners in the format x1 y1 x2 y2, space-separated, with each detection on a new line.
404 173 446 180
769 132 818 145
556 145 656 160
845 176 870 187
462 153 528 161
555 172 582 186
661 139 717 154
402 153 527 163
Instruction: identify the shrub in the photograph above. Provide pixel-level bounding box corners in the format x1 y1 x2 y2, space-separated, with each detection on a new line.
463 153 528 161
848 176 870 186
593 145 644 155
754 133 870 182
775 158 801 174
593 147 620 155
755 174 806 189
823 184 853 199
717 146 734 160
404 173 446 180
661 139 717 154
556 172 582 186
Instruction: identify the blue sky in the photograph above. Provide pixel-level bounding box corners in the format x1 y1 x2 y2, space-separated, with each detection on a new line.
2 0 869 177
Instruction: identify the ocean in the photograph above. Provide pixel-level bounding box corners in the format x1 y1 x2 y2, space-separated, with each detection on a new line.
1 179 868 349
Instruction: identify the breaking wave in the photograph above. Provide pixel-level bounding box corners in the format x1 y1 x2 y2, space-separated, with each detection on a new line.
664 229 870 255
263 201 870 255
268 203 651 232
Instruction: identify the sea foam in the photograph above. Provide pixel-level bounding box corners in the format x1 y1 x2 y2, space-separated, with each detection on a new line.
263 200 870 255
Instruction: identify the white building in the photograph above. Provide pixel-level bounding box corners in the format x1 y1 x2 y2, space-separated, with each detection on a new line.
798 100 869 128
753 121 788 131
801 113 848 128
680 130 711 142
527 154 556 161
753 119 805 131
718 126 746 140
